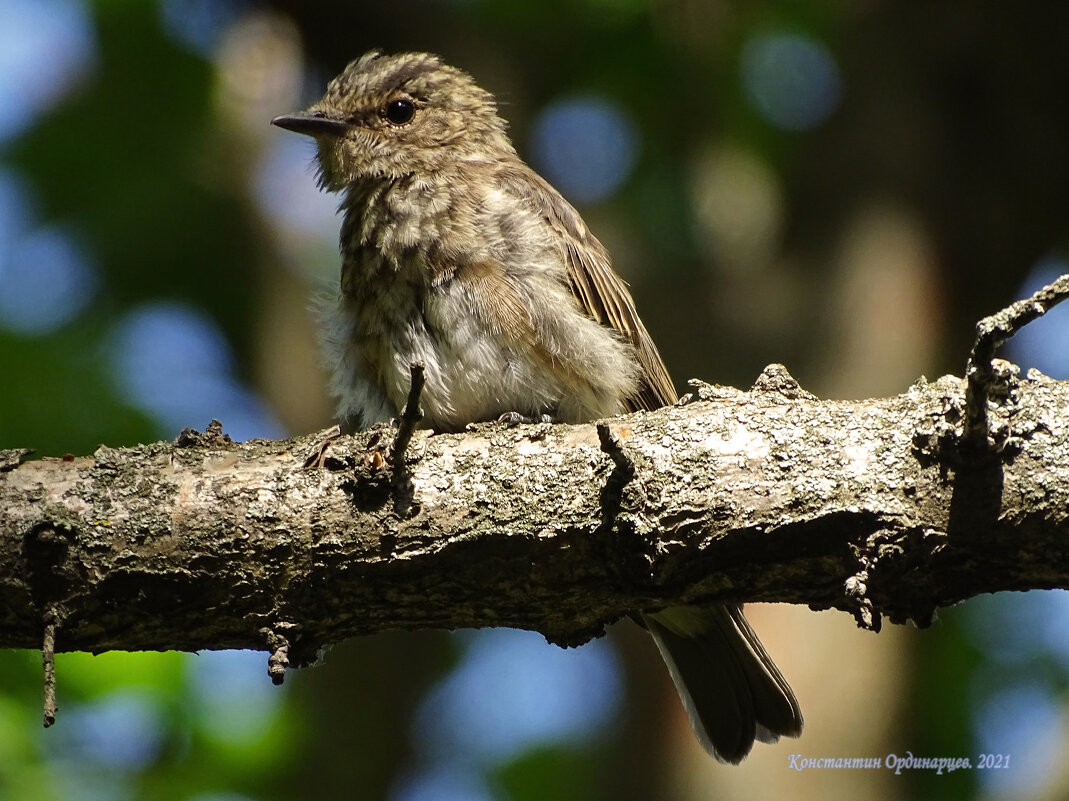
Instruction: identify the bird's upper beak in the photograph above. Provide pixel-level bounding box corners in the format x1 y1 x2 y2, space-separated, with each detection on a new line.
271 111 350 138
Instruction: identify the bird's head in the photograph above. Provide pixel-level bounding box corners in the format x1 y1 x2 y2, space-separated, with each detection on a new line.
272 50 515 190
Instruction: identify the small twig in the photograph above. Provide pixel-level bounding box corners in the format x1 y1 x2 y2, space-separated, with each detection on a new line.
388 363 426 515
964 273 1069 445
390 362 425 476
42 608 59 727
597 422 636 480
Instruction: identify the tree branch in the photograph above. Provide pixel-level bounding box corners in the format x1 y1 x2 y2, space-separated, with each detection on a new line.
4 274 1069 725
4 360 1069 671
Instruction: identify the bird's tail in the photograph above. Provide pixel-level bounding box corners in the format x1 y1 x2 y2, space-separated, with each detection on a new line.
642 604 802 763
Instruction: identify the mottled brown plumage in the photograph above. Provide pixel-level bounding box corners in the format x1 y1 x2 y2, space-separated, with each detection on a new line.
273 50 801 762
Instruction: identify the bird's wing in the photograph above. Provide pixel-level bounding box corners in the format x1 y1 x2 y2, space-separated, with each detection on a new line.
498 162 678 413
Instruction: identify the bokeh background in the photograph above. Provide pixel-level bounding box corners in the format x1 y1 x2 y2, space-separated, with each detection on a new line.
3 1 1069 799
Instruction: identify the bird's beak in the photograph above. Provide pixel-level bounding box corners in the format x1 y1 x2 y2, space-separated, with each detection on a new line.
271 112 350 138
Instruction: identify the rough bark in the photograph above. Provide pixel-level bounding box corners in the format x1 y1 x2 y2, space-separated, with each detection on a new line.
3 363 1069 669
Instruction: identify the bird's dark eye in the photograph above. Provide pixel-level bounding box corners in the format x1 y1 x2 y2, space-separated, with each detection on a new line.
383 97 416 125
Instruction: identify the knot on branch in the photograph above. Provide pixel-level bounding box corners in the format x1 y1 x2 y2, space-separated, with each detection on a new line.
262 627 293 685
751 364 818 401
842 526 944 630
845 535 886 633
24 524 80 614
302 424 343 469
1 448 34 472
681 365 816 409
174 419 233 449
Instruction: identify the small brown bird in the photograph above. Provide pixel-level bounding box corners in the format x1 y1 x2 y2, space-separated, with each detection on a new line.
272 50 802 762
